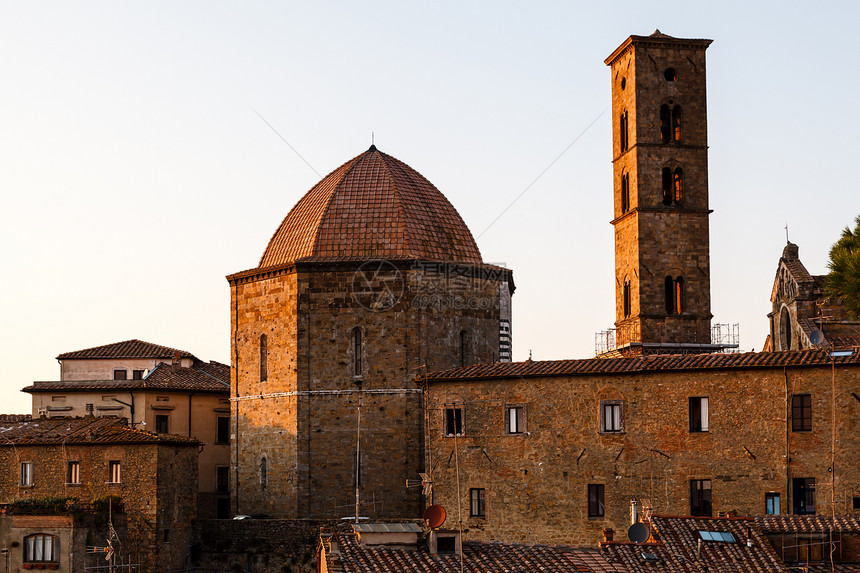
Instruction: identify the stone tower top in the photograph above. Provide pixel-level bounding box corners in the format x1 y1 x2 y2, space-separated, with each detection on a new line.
258 147 482 269
605 31 712 66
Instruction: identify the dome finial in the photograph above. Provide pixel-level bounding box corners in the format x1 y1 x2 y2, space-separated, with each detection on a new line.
368 131 377 152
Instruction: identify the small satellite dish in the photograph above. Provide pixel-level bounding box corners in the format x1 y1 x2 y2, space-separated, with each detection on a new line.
809 329 825 347
628 522 649 543
423 505 446 529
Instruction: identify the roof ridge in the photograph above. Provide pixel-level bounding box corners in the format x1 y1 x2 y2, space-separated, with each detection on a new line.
376 151 416 257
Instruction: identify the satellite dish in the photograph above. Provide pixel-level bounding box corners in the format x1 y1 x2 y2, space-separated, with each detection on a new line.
423 505 446 529
628 522 649 543
809 329 825 347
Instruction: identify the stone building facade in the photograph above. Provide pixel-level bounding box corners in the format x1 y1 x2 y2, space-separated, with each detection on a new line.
423 350 860 546
228 146 514 520
22 339 231 518
605 32 716 354
767 242 860 352
0 416 199 572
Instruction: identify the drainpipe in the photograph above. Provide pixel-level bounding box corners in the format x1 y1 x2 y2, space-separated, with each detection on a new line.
188 392 196 437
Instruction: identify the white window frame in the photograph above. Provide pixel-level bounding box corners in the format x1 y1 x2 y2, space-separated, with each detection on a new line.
601 401 624 433
690 397 709 432
506 405 526 435
67 461 80 485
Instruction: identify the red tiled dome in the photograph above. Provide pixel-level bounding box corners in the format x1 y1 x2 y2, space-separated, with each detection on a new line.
259 146 482 267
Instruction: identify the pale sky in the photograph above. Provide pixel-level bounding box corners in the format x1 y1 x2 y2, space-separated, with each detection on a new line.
2 1 858 413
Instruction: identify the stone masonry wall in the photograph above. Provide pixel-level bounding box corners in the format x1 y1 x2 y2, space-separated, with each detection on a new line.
427 362 860 546
231 261 512 520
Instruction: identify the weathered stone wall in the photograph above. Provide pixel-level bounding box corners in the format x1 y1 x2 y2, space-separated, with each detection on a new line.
426 362 860 546
230 261 512 520
0 440 198 572
191 518 329 573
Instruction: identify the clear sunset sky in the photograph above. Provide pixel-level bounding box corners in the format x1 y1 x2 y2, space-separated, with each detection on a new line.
1 1 858 413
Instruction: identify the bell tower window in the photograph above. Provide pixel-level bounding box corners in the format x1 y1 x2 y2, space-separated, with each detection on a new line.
259 334 267 383
619 110 629 152
622 279 631 318
662 167 684 206
660 104 682 144
665 276 685 315
352 327 362 377
621 172 630 213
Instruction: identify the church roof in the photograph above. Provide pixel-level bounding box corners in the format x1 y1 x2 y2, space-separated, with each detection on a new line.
258 146 482 268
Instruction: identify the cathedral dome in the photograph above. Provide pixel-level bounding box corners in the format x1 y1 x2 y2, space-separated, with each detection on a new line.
259 146 482 267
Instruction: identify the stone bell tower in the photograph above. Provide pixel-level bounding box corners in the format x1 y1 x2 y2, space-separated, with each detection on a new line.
604 31 715 355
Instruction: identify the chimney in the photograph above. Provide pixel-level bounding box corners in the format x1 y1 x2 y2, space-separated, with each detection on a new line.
602 528 615 542
630 499 640 525
172 351 181 373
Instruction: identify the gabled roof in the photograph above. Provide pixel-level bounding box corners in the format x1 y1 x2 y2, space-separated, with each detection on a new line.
0 416 198 445
602 516 788 572
424 348 859 382
23 361 230 394
56 339 196 361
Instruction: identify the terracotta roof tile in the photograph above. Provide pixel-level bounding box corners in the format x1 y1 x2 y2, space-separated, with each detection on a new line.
425 348 860 382
56 339 196 361
23 360 230 394
258 147 482 268
322 526 626 572
0 416 198 445
756 515 860 534
603 516 788 572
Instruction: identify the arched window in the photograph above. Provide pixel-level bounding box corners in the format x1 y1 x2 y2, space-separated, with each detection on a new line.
352 328 362 377
780 307 792 351
662 166 683 206
24 534 58 564
673 168 683 204
660 104 682 144
621 172 630 213
260 456 267 490
459 330 468 367
622 279 631 318
259 334 267 383
619 110 629 152
665 276 684 315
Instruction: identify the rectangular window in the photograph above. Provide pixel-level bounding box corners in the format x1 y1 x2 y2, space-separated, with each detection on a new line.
101 395 116 402
216 497 231 519
156 396 169 402
20 462 33 486
588 484 605 518
765 492 780 515
51 396 66 403
690 479 712 516
67 461 80 485
132 369 145 380
797 537 823 561
216 466 229 493
216 416 230 444
793 477 815 515
113 369 127 380
854 496 860 510
689 397 709 432
108 461 121 484
444 408 463 437
506 406 525 435
155 414 169 434
469 488 485 517
601 401 623 433
792 394 812 431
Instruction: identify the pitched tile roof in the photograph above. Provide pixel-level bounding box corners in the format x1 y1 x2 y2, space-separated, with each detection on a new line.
321 525 627 573
23 361 230 394
602 516 789 572
425 348 860 382
756 515 860 534
56 339 196 361
256 146 482 269
0 416 198 445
